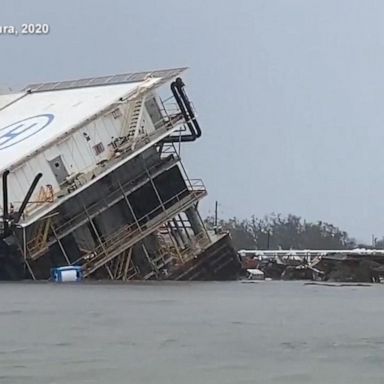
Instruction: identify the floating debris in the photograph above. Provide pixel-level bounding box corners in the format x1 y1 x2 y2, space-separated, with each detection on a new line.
239 249 384 283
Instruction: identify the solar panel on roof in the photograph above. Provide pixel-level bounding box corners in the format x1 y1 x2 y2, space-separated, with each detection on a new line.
24 67 187 93
109 74 129 82
125 72 151 82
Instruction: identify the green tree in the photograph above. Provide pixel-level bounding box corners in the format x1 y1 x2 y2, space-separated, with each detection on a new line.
205 213 357 251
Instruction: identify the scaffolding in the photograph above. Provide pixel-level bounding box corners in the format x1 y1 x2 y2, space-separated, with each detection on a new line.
24 153 210 280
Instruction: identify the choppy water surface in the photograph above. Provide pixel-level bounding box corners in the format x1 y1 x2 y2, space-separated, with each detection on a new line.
1 281 384 383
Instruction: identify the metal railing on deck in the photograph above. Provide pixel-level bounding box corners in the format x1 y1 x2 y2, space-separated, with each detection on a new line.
188 179 206 191
50 157 181 239
153 94 196 133
21 119 181 222
78 186 207 276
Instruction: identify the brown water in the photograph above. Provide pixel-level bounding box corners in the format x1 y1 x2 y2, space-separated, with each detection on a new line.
0 281 384 383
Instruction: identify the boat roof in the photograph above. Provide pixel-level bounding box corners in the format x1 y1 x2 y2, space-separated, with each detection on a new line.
0 67 186 173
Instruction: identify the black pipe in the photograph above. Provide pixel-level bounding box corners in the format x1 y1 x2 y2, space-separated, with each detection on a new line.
14 173 43 224
162 79 200 143
168 81 196 142
2 170 10 234
175 77 202 138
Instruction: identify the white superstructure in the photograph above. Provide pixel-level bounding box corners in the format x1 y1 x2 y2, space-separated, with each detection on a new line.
0 68 186 223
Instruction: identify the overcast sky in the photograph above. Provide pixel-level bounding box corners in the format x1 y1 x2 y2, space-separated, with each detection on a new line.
1 0 384 242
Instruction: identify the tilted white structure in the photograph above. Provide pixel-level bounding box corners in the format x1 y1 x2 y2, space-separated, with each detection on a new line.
0 68 185 225
0 68 240 281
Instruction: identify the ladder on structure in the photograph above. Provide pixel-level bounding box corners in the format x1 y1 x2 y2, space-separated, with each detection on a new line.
120 97 145 148
26 217 52 256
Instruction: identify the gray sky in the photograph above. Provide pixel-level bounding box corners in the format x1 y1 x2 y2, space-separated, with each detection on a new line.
1 0 384 242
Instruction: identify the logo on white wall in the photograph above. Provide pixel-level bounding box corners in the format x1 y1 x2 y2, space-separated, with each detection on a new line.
0 114 54 150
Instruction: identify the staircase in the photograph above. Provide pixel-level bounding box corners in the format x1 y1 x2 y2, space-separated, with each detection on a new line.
26 217 52 256
120 97 145 147
143 249 174 280
81 190 206 277
107 248 138 280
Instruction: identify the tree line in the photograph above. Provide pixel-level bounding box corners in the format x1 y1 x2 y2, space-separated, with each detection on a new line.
204 213 382 251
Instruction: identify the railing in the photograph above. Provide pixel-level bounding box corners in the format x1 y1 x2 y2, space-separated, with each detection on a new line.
153 112 185 132
78 186 207 275
153 94 194 133
49 156 180 240
158 97 181 122
158 94 197 123
21 120 181 222
188 178 206 191
23 185 54 217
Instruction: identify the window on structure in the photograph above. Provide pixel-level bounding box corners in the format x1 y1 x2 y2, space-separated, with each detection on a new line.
93 142 105 156
111 108 122 119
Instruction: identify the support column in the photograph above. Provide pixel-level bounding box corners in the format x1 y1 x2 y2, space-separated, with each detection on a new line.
23 227 36 280
144 164 166 212
51 224 71 265
168 222 183 249
122 248 133 281
142 243 158 274
82 201 114 279
178 158 194 190
172 218 188 247
164 223 184 263
178 214 192 242
118 180 142 232
185 207 205 236
25 259 36 280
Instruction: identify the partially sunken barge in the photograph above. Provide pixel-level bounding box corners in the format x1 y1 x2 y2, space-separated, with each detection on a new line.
0 68 240 281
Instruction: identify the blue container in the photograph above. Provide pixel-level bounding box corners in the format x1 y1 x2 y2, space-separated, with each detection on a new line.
50 266 84 282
